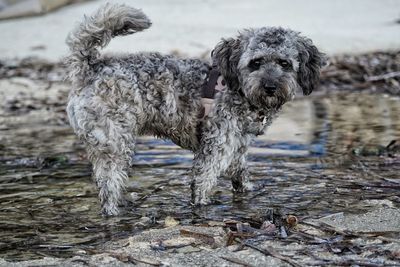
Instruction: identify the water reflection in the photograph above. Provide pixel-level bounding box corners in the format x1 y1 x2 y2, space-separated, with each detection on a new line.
0 92 399 260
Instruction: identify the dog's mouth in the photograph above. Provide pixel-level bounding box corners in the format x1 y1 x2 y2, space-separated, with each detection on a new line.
260 85 293 107
265 90 276 97
263 86 285 98
244 87 283 109
243 78 294 110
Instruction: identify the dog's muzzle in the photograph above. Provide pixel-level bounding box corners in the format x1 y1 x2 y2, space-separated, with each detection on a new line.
264 84 277 96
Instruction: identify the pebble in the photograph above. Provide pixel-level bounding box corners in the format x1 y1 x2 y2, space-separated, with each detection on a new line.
164 216 179 227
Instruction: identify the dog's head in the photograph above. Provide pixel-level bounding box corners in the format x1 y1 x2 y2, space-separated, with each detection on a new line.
212 27 326 109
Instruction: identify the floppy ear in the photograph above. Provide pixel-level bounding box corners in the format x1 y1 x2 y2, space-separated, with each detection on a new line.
212 38 242 90
296 37 326 95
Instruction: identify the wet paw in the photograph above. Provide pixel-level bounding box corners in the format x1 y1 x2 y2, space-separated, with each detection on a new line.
101 202 120 216
195 196 211 206
191 188 211 206
232 181 254 193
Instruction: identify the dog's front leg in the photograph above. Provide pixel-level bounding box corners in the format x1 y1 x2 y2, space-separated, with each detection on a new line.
224 148 253 193
191 147 232 205
191 125 240 205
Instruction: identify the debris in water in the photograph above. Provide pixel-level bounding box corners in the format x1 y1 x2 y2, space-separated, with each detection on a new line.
285 215 298 229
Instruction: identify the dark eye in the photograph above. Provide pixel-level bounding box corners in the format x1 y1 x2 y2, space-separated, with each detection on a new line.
278 59 291 69
248 59 262 71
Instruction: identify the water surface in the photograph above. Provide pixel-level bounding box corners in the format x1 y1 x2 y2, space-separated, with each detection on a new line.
0 92 399 260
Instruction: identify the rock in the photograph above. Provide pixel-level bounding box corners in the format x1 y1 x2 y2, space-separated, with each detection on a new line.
260 220 276 233
318 208 400 233
362 199 395 208
129 192 140 202
162 237 196 248
74 250 87 255
70 205 90 213
174 246 202 254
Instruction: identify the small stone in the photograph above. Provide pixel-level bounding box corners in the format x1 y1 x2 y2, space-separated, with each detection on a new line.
391 250 400 259
260 220 276 233
280 226 288 238
164 216 179 227
163 237 195 248
286 215 298 228
129 192 140 202
207 221 225 227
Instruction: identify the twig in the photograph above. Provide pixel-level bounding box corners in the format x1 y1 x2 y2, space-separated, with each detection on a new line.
301 221 355 237
365 71 400 82
241 241 302 267
290 231 328 244
38 244 73 249
131 182 166 206
107 251 162 266
180 229 216 245
220 255 255 267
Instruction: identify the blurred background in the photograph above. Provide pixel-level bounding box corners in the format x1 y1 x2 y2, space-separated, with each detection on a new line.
0 0 399 60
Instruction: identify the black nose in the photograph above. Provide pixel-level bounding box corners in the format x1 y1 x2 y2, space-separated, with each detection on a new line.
264 84 277 94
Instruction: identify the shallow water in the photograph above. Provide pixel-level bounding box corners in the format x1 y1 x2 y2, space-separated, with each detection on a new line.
0 92 399 261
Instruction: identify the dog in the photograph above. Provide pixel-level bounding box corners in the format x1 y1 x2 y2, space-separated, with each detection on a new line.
65 4 325 215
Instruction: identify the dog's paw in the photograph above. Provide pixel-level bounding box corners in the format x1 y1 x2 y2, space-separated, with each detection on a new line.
232 181 254 193
196 196 211 206
101 202 120 216
191 189 211 206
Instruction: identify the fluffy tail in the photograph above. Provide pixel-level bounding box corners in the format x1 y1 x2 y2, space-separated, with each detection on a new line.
66 4 151 86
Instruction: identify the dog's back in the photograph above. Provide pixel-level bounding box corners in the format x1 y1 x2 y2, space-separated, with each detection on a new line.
66 4 209 150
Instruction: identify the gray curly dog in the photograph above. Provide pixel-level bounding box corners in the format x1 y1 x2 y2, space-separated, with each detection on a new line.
66 4 325 215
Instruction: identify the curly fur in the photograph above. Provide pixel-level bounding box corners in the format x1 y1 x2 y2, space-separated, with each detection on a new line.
65 4 325 215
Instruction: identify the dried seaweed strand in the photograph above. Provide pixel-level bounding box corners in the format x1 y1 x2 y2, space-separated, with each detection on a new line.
220 255 255 267
180 229 216 245
366 71 400 82
107 251 162 266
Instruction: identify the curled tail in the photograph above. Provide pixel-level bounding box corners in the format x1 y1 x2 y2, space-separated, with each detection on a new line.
66 4 151 86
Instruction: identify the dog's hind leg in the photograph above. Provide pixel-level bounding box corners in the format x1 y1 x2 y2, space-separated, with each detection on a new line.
88 148 133 216
67 98 136 215
83 114 137 216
